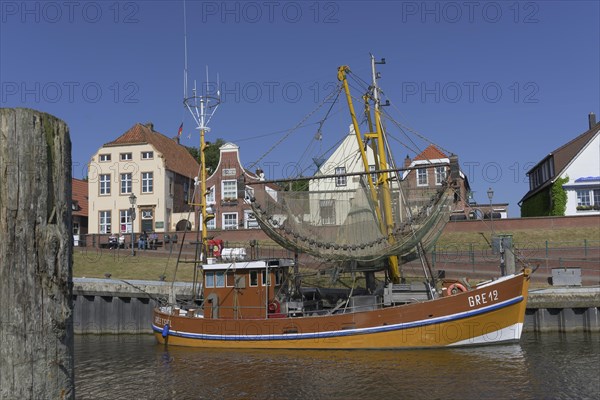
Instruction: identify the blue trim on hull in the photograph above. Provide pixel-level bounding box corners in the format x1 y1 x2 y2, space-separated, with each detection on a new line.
152 296 524 342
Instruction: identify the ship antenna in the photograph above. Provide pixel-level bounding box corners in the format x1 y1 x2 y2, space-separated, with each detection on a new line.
184 63 221 266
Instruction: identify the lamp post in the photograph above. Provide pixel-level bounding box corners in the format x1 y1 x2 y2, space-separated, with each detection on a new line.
487 187 494 235
129 192 137 256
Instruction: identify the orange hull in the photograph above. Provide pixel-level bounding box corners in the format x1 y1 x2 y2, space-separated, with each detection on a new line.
152 270 530 349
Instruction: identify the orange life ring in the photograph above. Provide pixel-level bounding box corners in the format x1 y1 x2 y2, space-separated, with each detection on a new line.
446 283 467 296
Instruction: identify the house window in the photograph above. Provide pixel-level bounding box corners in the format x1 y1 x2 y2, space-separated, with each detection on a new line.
335 167 346 187
245 210 259 229
417 168 428 186
120 209 133 233
319 199 335 225
183 181 189 203
99 174 111 195
99 210 111 234
223 213 238 230
250 270 258 287
435 166 446 185
141 151 153 159
577 190 591 206
222 180 237 201
142 172 153 193
594 189 600 206
99 154 111 162
369 165 377 184
206 215 216 230
120 173 132 194
205 272 214 288
120 152 132 161
206 186 215 204
73 221 80 235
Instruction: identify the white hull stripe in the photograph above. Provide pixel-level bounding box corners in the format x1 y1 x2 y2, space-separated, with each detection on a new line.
153 295 525 342
447 323 524 346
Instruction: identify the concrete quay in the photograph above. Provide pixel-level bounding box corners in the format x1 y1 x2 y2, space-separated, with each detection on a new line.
72 278 600 334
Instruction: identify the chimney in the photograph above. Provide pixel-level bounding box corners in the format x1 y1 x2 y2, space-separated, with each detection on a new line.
145 122 154 131
589 112 597 129
404 154 411 168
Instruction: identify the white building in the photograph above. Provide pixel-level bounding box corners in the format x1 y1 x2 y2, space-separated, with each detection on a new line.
520 113 600 217
87 122 199 237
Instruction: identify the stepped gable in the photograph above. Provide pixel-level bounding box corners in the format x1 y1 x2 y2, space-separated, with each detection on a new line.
413 144 447 161
105 123 199 177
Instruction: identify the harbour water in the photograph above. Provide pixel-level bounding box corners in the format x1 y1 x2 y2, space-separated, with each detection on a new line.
75 332 599 399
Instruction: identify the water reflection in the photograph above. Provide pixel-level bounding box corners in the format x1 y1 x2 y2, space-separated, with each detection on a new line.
75 333 599 400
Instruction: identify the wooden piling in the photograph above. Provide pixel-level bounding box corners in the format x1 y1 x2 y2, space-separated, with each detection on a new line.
0 108 74 399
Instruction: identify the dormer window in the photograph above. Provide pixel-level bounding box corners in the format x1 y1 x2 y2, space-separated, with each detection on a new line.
120 152 132 161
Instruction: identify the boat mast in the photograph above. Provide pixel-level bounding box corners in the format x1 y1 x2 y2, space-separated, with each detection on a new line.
369 55 401 283
337 56 401 283
184 75 220 263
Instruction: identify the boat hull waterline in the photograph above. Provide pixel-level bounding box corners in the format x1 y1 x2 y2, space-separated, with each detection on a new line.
152 270 530 349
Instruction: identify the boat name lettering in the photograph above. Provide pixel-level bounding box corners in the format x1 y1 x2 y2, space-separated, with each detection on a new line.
468 290 498 307
154 316 171 326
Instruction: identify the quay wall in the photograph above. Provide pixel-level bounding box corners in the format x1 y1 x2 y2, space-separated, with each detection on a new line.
72 278 600 335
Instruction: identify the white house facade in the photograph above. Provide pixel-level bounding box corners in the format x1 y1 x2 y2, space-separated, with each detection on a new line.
88 123 199 238
562 131 600 216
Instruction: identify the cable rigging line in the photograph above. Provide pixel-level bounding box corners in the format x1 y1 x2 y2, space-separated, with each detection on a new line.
248 83 343 171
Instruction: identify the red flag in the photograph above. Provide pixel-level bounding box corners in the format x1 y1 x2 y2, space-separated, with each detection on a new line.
177 123 183 137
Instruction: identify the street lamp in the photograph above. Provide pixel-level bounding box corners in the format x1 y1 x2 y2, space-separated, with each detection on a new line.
487 187 494 234
129 192 137 256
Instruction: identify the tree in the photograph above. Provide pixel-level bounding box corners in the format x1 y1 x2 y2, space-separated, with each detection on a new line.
185 138 225 174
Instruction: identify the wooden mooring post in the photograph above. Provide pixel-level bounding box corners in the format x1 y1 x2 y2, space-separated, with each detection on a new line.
0 108 74 399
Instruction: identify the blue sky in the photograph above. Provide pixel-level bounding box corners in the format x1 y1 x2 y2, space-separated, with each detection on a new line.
1 0 599 216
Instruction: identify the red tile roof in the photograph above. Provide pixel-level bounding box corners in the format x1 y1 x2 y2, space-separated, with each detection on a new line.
72 178 88 217
413 144 448 161
104 123 200 178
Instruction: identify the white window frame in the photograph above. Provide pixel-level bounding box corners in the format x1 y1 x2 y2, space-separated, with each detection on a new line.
222 180 237 201
141 151 153 159
120 152 132 161
250 270 258 287
319 199 335 225
222 212 238 230
99 174 111 195
244 210 259 229
593 189 600 206
369 165 377 184
141 172 153 193
435 166 446 185
577 189 591 206
99 210 111 234
121 173 132 194
99 154 111 162
417 168 428 186
205 272 215 288
119 209 133 233
215 271 225 288
335 167 346 187
206 186 215 204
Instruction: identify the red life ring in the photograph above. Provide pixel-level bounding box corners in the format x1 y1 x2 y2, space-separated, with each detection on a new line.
268 300 280 313
446 283 467 296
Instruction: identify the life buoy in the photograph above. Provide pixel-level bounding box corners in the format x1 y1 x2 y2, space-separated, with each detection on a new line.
268 300 280 314
446 283 467 296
